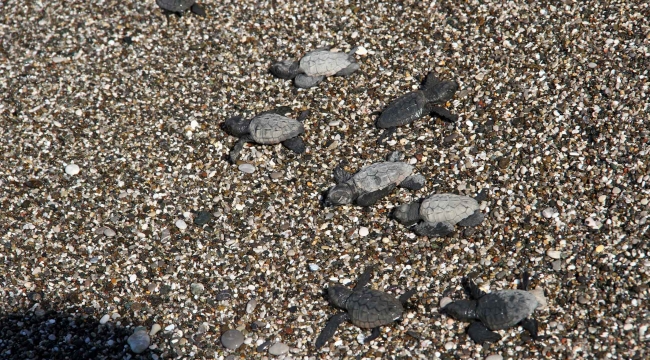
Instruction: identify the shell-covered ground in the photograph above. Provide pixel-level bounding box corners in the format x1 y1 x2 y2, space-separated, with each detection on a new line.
1 0 648 359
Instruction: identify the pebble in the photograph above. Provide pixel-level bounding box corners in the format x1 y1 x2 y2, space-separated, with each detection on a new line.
103 228 116 237
221 329 245 350
598 195 607 203
585 217 603 229
595 245 605 253
175 220 187 230
542 207 558 218
552 260 562 271
246 299 258 314
268 342 289 356
485 355 504 360
578 296 590 305
623 323 634 331
65 164 80 175
547 250 562 259
588 62 597 68
270 171 283 179
99 314 110 324
238 163 256 173
355 46 368 55
190 283 205 296
444 341 455 350
308 263 320 271
216 290 232 301
358 227 369 237
128 328 151 354
150 324 162 336
439 297 452 308
194 211 212 226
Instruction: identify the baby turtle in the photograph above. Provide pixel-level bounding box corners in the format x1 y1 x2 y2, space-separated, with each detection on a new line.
441 272 541 344
221 107 309 163
315 266 416 349
269 47 360 88
375 72 459 144
156 0 205 16
324 152 425 207
392 193 485 237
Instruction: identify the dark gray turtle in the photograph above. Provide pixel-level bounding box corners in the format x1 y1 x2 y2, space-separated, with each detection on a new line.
324 152 425 207
156 0 205 16
270 47 360 88
221 107 309 163
392 193 485 237
441 272 541 344
315 266 416 349
375 72 459 144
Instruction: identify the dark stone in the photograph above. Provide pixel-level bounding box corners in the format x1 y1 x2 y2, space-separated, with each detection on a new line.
194 211 212 226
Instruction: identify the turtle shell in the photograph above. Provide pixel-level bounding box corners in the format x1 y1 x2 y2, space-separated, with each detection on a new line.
248 113 304 145
376 91 428 128
476 290 538 330
419 194 479 225
346 287 404 328
156 0 195 12
352 162 413 193
300 51 354 77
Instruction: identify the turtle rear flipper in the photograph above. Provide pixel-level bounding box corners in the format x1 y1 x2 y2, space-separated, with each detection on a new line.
282 137 306 154
315 312 350 349
295 74 325 88
413 221 454 237
355 184 396 207
520 317 539 339
363 327 382 343
457 210 485 227
427 104 459 123
467 321 502 344
335 62 360 77
399 174 425 191
297 110 311 122
229 135 253 163
376 127 396 145
190 3 206 16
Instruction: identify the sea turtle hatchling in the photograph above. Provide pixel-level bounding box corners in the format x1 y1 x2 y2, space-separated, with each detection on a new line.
441 272 541 344
391 193 485 237
156 0 206 16
315 266 416 349
269 47 360 88
221 107 309 163
324 152 426 207
375 72 459 144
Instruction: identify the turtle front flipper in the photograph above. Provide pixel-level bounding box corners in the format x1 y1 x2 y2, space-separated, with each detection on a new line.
518 271 531 290
333 164 352 184
461 277 486 300
335 62 360 77
376 127 396 145
354 265 376 289
294 74 325 88
426 104 459 123
363 327 382 343
467 321 502 344
229 135 253 163
190 3 206 16
399 174 425 191
315 312 351 349
413 221 454 237
258 106 292 116
355 184 397 207
282 136 306 154
519 317 539 339
398 288 417 306
457 210 485 227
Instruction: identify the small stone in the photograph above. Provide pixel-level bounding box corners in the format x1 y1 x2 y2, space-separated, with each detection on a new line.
552 260 562 271
150 324 162 336
355 46 368 55
486 355 504 360
547 250 562 259
175 220 187 230
588 62 597 68
129 274 137 282
270 171 283 179
439 297 452 309
216 290 232 301
52 56 67 63
100 314 110 324
308 263 320 271
268 342 289 356
103 228 116 237
164 324 175 332
65 164 80 175
598 195 607 203
444 341 454 350
238 163 256 173
497 157 510 169
578 296 589 305
221 329 244 350
128 328 151 354
623 323 634 331
542 207 557 219
595 245 604 253
612 187 621 195
358 227 369 237
190 283 205 296
443 133 460 144
246 299 258 314
194 211 212 226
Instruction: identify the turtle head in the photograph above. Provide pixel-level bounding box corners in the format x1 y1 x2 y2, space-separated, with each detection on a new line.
391 201 422 226
327 285 353 309
269 60 301 80
221 115 250 137
441 299 478 322
324 183 356 206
